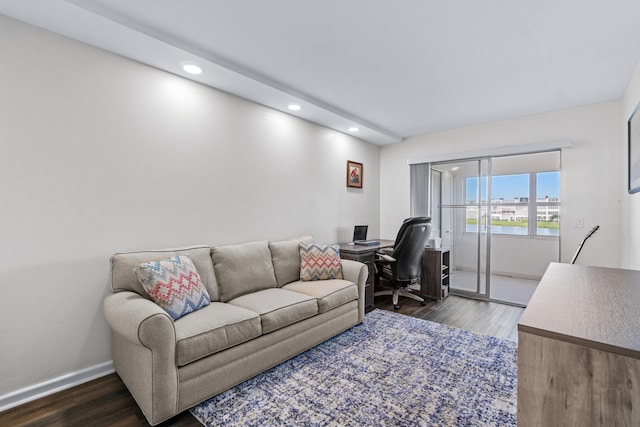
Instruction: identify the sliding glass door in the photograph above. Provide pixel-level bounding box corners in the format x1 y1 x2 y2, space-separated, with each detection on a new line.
431 159 490 299
488 153 560 305
428 151 560 306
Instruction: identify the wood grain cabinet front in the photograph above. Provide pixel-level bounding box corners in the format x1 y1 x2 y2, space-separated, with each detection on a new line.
338 240 395 309
339 251 375 308
420 248 450 301
517 263 640 426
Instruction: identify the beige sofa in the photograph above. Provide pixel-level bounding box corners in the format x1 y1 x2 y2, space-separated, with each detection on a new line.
103 238 368 425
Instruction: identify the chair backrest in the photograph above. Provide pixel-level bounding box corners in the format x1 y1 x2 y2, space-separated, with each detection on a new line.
392 216 430 247
391 217 432 282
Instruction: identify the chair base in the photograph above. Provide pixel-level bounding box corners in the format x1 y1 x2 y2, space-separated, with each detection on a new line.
374 288 425 310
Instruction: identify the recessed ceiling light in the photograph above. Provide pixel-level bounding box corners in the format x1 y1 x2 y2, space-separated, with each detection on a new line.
182 63 202 75
288 104 302 111
348 127 359 132
451 166 460 171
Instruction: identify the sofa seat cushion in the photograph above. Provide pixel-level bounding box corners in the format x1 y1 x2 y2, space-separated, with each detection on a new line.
283 279 358 313
229 288 318 334
174 302 261 366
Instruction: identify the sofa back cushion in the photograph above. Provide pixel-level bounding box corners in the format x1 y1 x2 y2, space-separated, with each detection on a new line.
211 240 278 302
110 246 219 301
269 235 314 287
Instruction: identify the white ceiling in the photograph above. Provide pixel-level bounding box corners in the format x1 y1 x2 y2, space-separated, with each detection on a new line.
2 0 640 145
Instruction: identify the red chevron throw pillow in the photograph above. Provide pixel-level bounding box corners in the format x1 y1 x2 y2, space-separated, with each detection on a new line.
299 243 343 281
135 254 211 320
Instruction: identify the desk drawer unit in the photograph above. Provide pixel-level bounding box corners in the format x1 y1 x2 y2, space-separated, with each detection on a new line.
339 251 374 308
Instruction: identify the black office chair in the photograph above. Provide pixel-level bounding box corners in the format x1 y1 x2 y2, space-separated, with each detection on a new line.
374 217 431 310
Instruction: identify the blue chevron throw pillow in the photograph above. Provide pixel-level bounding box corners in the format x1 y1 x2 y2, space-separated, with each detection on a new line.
299 243 343 281
135 254 211 320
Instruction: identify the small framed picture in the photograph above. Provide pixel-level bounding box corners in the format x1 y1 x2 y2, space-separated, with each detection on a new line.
629 102 640 194
346 160 363 188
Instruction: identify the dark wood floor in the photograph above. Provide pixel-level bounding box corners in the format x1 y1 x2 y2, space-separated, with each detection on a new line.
0 295 524 427
373 293 524 342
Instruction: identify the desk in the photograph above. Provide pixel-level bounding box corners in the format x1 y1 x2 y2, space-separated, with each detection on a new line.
338 239 394 308
517 262 640 425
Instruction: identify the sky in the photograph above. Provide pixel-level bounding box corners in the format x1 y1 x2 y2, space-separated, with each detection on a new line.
466 172 559 201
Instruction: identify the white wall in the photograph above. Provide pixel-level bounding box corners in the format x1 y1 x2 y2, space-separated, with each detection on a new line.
0 15 380 397
381 101 624 270
622 61 640 270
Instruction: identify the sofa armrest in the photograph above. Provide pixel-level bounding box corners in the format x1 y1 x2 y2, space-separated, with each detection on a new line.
341 259 368 288
341 259 368 323
103 291 176 349
103 291 178 425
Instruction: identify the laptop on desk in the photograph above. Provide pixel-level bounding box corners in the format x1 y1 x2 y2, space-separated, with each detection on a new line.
352 225 380 246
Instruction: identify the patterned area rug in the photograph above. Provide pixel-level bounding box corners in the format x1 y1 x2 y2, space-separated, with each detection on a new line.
190 309 517 426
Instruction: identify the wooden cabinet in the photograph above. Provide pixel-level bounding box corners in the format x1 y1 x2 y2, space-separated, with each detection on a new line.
339 250 375 308
421 248 450 301
517 263 640 426
338 240 395 308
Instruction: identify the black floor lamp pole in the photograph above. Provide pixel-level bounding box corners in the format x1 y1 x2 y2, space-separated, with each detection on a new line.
570 225 600 264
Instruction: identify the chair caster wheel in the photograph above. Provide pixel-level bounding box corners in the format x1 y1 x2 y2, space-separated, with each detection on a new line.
393 304 400 310
420 301 426 306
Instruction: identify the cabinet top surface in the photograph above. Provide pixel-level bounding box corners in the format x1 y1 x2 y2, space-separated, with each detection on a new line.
424 247 449 253
338 239 395 253
518 262 640 359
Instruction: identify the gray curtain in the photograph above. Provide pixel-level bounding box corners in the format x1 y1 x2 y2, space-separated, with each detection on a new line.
410 163 431 217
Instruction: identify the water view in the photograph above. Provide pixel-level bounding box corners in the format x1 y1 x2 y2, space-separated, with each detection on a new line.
465 224 559 236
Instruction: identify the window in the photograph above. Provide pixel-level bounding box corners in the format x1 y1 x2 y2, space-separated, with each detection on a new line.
536 171 560 236
465 171 559 237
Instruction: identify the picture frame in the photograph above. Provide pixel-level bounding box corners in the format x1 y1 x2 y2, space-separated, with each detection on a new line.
629 102 640 194
346 160 363 188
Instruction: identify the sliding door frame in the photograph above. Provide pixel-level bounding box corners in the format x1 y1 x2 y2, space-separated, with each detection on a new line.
432 158 491 301
429 149 562 306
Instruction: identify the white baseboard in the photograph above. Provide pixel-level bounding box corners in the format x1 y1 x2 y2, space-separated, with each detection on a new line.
0 361 114 413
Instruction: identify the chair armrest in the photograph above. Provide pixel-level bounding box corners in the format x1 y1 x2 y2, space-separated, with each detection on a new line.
103 291 176 349
376 253 396 263
379 247 394 256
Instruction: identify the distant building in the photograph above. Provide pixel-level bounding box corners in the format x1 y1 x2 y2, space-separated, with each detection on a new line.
467 196 559 222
